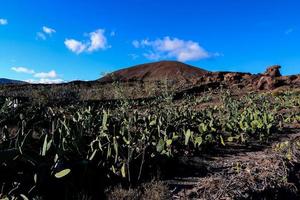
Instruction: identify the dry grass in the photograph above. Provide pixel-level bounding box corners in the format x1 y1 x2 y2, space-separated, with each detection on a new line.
172 140 300 199
107 181 170 200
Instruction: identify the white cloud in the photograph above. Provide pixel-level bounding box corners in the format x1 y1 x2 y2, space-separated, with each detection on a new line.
43 26 56 35
36 26 56 40
87 29 108 52
133 37 219 62
64 39 87 54
0 18 8 25
26 78 64 84
11 66 62 84
34 70 57 79
11 67 35 74
65 29 109 54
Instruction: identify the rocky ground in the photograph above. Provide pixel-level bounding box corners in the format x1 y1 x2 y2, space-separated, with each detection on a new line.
169 133 300 199
165 111 300 199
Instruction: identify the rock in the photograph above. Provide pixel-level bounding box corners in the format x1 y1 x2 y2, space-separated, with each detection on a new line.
257 76 275 90
242 74 253 80
224 73 243 83
264 65 282 77
255 65 284 90
293 75 300 85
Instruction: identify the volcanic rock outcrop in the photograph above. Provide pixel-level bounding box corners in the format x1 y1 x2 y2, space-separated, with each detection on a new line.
256 65 282 90
255 65 300 90
264 65 282 77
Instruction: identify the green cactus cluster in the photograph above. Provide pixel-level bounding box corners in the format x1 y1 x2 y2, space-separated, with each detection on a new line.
0 89 299 199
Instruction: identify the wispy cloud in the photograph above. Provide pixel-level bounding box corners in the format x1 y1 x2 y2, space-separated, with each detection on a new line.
143 52 161 60
132 40 140 48
132 37 219 62
36 32 47 40
37 26 56 40
11 67 35 74
0 18 8 25
65 29 110 54
42 26 56 35
128 53 139 60
110 31 116 37
285 28 294 35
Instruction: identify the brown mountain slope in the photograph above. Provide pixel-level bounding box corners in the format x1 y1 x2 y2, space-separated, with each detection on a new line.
98 61 208 83
0 62 299 101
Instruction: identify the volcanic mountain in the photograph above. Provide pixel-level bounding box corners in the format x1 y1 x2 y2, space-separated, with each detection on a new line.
99 61 208 83
1 61 299 101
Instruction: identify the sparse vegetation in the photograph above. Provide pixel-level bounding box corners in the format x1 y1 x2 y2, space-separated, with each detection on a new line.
0 86 299 199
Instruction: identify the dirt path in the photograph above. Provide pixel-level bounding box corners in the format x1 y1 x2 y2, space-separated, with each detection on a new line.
167 128 300 199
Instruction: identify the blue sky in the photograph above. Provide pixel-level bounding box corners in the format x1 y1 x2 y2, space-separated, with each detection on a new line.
0 0 300 83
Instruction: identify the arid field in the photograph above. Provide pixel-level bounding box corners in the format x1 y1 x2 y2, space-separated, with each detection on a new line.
0 61 300 199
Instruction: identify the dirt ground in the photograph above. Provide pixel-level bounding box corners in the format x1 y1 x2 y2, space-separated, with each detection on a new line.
166 125 300 199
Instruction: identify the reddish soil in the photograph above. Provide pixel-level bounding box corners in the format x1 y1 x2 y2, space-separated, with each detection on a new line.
98 61 208 83
99 61 300 96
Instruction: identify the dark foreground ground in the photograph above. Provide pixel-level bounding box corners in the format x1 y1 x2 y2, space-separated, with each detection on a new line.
0 84 299 199
0 61 300 199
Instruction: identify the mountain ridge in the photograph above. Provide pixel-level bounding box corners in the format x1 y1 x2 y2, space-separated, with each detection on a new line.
0 78 26 85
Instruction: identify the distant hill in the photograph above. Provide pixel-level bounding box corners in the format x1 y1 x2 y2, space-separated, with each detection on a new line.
0 78 26 85
0 61 299 101
98 61 208 83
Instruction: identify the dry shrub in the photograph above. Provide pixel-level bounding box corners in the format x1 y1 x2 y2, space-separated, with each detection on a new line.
107 181 170 200
107 186 140 200
141 181 171 200
174 150 298 199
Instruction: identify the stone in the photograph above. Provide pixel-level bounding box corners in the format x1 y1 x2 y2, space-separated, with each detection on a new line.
264 65 282 77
